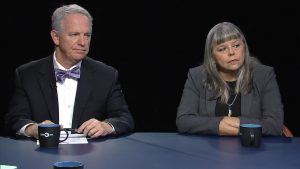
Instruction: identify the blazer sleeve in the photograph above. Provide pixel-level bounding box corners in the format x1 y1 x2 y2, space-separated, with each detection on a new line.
5 68 36 134
240 67 284 136
176 67 223 135
103 70 134 134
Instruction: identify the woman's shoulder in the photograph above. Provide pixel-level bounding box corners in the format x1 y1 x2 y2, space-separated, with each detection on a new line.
253 64 273 72
252 64 276 82
186 65 207 85
253 64 274 75
189 65 206 75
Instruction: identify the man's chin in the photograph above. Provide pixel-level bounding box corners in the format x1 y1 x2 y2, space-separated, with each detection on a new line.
73 54 87 60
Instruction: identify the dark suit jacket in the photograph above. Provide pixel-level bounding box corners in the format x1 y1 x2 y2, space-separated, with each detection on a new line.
176 64 283 136
6 55 134 135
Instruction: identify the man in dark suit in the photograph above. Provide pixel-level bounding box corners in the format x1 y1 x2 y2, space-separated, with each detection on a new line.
6 4 134 139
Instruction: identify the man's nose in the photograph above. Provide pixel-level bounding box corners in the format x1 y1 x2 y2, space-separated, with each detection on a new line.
78 35 86 46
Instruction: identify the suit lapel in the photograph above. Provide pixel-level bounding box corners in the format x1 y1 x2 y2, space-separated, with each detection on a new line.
38 56 59 123
72 60 93 128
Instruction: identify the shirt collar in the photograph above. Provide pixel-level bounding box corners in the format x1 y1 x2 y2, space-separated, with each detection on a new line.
53 52 82 71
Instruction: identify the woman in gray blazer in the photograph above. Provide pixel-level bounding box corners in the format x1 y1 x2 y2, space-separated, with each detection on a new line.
176 22 283 136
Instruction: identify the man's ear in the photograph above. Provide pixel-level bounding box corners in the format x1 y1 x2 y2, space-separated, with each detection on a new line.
50 30 59 46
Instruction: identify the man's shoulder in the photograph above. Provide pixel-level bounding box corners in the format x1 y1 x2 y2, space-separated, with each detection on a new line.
83 57 117 73
17 56 52 73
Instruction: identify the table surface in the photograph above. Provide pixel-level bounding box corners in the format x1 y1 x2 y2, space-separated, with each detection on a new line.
1 132 299 169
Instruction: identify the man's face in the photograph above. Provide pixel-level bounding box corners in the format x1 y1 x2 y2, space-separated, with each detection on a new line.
51 13 92 68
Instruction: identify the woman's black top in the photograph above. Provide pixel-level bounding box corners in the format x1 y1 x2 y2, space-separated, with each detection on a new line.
215 81 241 117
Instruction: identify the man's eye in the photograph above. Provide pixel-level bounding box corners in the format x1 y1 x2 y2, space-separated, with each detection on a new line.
85 33 92 37
70 33 79 36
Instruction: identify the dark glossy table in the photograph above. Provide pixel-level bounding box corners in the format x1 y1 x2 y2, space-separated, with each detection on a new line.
1 133 299 169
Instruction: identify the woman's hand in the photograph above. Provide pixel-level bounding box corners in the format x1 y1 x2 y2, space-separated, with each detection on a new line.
219 117 240 136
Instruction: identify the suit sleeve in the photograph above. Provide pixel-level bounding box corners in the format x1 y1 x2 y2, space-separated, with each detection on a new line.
176 69 223 135
240 67 284 136
5 68 36 134
104 70 134 134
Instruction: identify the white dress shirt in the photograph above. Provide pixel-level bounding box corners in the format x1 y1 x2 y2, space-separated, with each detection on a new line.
54 54 81 128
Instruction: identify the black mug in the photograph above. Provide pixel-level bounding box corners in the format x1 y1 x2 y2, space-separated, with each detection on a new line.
239 124 262 148
53 161 84 169
38 124 69 147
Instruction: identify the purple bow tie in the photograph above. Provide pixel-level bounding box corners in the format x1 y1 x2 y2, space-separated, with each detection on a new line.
55 66 80 83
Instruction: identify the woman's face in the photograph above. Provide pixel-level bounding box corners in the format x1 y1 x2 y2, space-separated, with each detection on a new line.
212 38 245 75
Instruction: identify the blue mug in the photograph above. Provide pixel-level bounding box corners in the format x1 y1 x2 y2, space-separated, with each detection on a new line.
53 161 84 169
239 124 262 148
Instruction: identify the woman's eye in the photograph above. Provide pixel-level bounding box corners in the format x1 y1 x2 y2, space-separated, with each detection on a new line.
217 47 226 52
234 43 240 48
